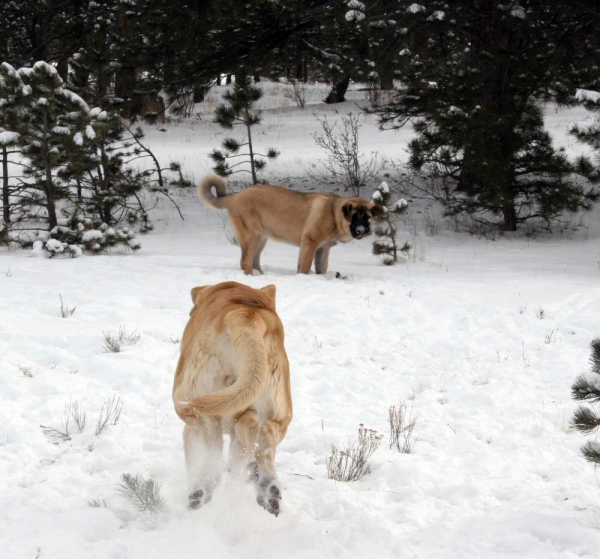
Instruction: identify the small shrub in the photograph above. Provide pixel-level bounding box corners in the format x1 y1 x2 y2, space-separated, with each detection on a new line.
69 399 87 433
58 293 76 318
40 398 88 442
103 326 141 353
388 402 417 453
545 328 558 344
40 405 72 443
326 424 383 482
95 395 124 436
18 364 33 378
312 112 382 196
536 308 545 320
117 472 164 513
285 79 314 109
88 498 109 508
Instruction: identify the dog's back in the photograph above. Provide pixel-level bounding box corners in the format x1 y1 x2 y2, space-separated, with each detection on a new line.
173 282 290 423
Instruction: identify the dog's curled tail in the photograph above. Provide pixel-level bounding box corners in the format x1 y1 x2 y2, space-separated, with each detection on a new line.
198 175 229 209
175 310 269 418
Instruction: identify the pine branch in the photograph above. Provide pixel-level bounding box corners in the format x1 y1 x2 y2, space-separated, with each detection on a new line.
591 338 600 375
581 440 600 466
571 375 600 403
571 406 600 434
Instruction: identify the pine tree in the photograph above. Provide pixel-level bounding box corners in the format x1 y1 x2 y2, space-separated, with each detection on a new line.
5 61 94 229
355 1 600 231
571 339 600 466
371 181 410 265
209 69 279 184
571 90 600 155
0 62 25 231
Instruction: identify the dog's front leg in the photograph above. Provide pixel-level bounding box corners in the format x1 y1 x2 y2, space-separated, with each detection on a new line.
315 241 336 274
297 238 319 274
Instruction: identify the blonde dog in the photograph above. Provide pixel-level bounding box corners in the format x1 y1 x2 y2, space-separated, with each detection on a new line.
172 281 292 516
199 175 385 274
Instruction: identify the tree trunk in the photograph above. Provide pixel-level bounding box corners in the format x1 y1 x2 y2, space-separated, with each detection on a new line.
245 115 257 185
193 85 206 103
502 203 517 232
324 74 350 104
42 113 58 229
380 75 393 90
226 74 232 85
115 66 136 117
2 146 10 225
57 57 69 82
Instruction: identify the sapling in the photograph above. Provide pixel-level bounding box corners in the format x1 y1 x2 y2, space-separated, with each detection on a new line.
371 182 411 265
209 68 279 184
571 339 600 465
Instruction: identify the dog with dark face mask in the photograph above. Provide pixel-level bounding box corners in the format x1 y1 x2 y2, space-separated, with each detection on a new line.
199 175 385 274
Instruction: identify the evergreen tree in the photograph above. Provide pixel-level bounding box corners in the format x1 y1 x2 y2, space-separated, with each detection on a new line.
371 181 410 265
5 61 94 229
571 339 600 466
0 62 25 230
209 69 279 184
355 1 600 231
571 90 600 155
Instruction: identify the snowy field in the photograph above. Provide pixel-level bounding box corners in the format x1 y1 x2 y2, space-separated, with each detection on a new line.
2 82 600 559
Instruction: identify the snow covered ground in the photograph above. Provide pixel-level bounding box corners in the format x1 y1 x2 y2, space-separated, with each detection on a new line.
2 82 600 558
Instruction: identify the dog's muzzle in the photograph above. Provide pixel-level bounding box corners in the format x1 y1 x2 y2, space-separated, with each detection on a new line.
354 225 369 239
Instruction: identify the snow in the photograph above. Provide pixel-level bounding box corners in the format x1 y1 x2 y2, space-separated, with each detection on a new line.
407 4 426 14
85 125 96 140
81 229 104 242
55 87 90 113
576 89 600 104
0 130 20 145
511 6 526 19
52 126 71 135
33 60 59 78
73 132 84 146
395 198 408 210
2 86 600 559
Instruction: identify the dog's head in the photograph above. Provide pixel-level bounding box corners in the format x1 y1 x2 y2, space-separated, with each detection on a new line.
342 200 386 240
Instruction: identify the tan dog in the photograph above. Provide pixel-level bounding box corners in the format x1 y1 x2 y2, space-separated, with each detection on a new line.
172 281 292 516
198 175 385 275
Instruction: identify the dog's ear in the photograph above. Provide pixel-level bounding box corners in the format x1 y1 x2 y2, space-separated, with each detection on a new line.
191 286 208 305
370 204 386 219
342 202 355 222
260 284 277 307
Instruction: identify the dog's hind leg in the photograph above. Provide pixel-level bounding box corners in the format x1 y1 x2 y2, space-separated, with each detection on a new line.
184 419 223 509
228 408 259 477
240 235 262 275
253 419 289 516
252 237 268 274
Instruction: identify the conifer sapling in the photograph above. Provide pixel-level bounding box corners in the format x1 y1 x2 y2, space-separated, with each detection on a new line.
209 69 279 184
571 339 600 466
371 182 410 265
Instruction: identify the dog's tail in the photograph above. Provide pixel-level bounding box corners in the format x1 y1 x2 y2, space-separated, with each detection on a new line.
198 175 229 209
175 310 269 418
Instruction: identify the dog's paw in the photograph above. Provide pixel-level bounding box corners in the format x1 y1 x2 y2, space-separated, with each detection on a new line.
188 487 213 510
256 475 282 517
